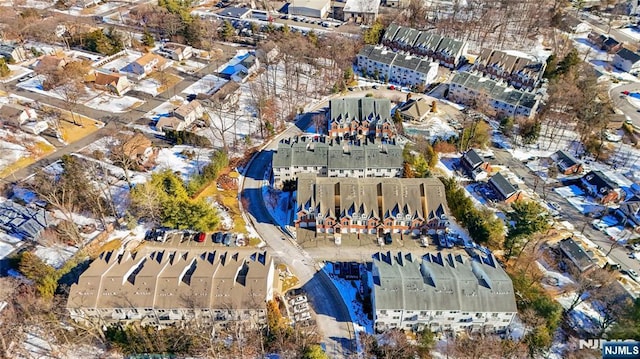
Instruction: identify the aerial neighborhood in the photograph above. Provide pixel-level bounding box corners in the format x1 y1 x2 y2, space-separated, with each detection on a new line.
1 0 640 358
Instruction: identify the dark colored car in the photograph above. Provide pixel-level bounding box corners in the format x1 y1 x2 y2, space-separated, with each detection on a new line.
223 233 233 246
195 232 206 242
213 232 223 243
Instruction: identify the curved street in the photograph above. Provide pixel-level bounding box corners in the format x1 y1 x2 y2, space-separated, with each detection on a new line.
610 83 640 130
239 110 356 357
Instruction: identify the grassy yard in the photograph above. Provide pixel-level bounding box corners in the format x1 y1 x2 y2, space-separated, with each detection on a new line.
0 141 55 178
59 112 103 143
149 72 182 94
195 181 254 238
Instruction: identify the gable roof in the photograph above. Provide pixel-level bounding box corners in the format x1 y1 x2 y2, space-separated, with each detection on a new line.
488 172 517 201
396 98 430 121
135 53 164 67
558 238 594 272
582 170 618 192
553 150 580 170
174 100 202 118
94 71 126 87
615 47 640 63
461 149 484 170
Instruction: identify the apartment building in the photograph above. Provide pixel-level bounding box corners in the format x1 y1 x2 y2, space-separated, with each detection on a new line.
370 251 517 333
67 249 274 328
327 97 396 140
356 45 439 88
473 49 546 90
295 174 449 236
448 71 540 119
272 135 403 186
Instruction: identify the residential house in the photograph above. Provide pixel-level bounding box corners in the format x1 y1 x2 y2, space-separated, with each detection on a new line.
204 81 241 111
396 98 431 122
161 43 193 61
121 133 153 166
612 47 640 74
295 173 450 237
67 249 274 328
551 150 583 175
580 170 622 204
473 49 546 90
370 251 517 333
0 103 47 134
448 71 540 119
121 53 168 79
460 149 491 181
488 172 522 203
92 71 131 96
35 54 69 73
0 43 27 63
174 100 204 125
155 116 185 131
289 0 331 18
272 135 404 186
0 200 50 240
587 31 623 53
327 97 396 140
342 0 379 24
615 197 640 233
356 45 398 82
0 103 38 127
218 52 259 82
558 238 595 272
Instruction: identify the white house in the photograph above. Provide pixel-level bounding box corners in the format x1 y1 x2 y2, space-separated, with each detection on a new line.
121 53 168 79
357 45 438 88
343 0 380 24
289 0 331 18
161 43 193 61
613 47 640 74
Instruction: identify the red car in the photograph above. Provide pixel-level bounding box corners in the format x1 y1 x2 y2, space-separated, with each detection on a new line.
623 91 630 95
195 232 206 242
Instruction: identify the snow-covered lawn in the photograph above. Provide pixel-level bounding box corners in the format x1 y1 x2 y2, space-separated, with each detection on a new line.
620 27 640 42
84 93 144 113
95 50 143 73
153 146 215 180
536 260 575 289
134 78 163 97
0 65 33 83
403 116 457 141
181 74 227 95
143 95 185 123
554 185 585 198
556 294 602 335
173 59 207 74
34 244 78 269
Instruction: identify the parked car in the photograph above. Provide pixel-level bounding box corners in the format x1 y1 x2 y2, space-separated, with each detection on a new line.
291 295 307 305
213 232 224 243
294 303 309 314
622 269 639 282
195 232 206 242
548 202 561 212
592 220 608 231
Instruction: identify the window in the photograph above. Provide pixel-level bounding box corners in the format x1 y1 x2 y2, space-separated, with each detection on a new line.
492 313 498 317
435 311 442 316
392 316 400 320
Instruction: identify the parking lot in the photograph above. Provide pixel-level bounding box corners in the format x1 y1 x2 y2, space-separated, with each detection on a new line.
144 229 247 249
285 288 314 325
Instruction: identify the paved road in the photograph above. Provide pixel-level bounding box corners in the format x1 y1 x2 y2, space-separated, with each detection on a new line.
609 83 640 130
240 110 356 357
492 149 640 273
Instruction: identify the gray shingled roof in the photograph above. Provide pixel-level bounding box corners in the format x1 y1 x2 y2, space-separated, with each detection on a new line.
558 238 594 272
372 251 517 313
488 172 517 201
616 47 640 63
0 200 50 239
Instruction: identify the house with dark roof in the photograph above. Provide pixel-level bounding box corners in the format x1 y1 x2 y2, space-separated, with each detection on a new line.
551 150 583 175
370 251 517 333
613 47 640 74
603 37 623 53
295 174 449 237
558 238 595 272
473 49 546 90
0 200 50 240
488 172 521 203
460 149 491 181
218 52 258 82
614 197 640 233
580 170 622 204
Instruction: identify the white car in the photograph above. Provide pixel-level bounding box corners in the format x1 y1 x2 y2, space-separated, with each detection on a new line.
592 220 608 231
293 303 309 314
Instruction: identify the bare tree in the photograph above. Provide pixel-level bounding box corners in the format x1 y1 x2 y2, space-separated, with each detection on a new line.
564 266 616 312
205 97 241 151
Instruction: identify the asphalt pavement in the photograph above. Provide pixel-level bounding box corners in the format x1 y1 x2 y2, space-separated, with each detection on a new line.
609 83 640 130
